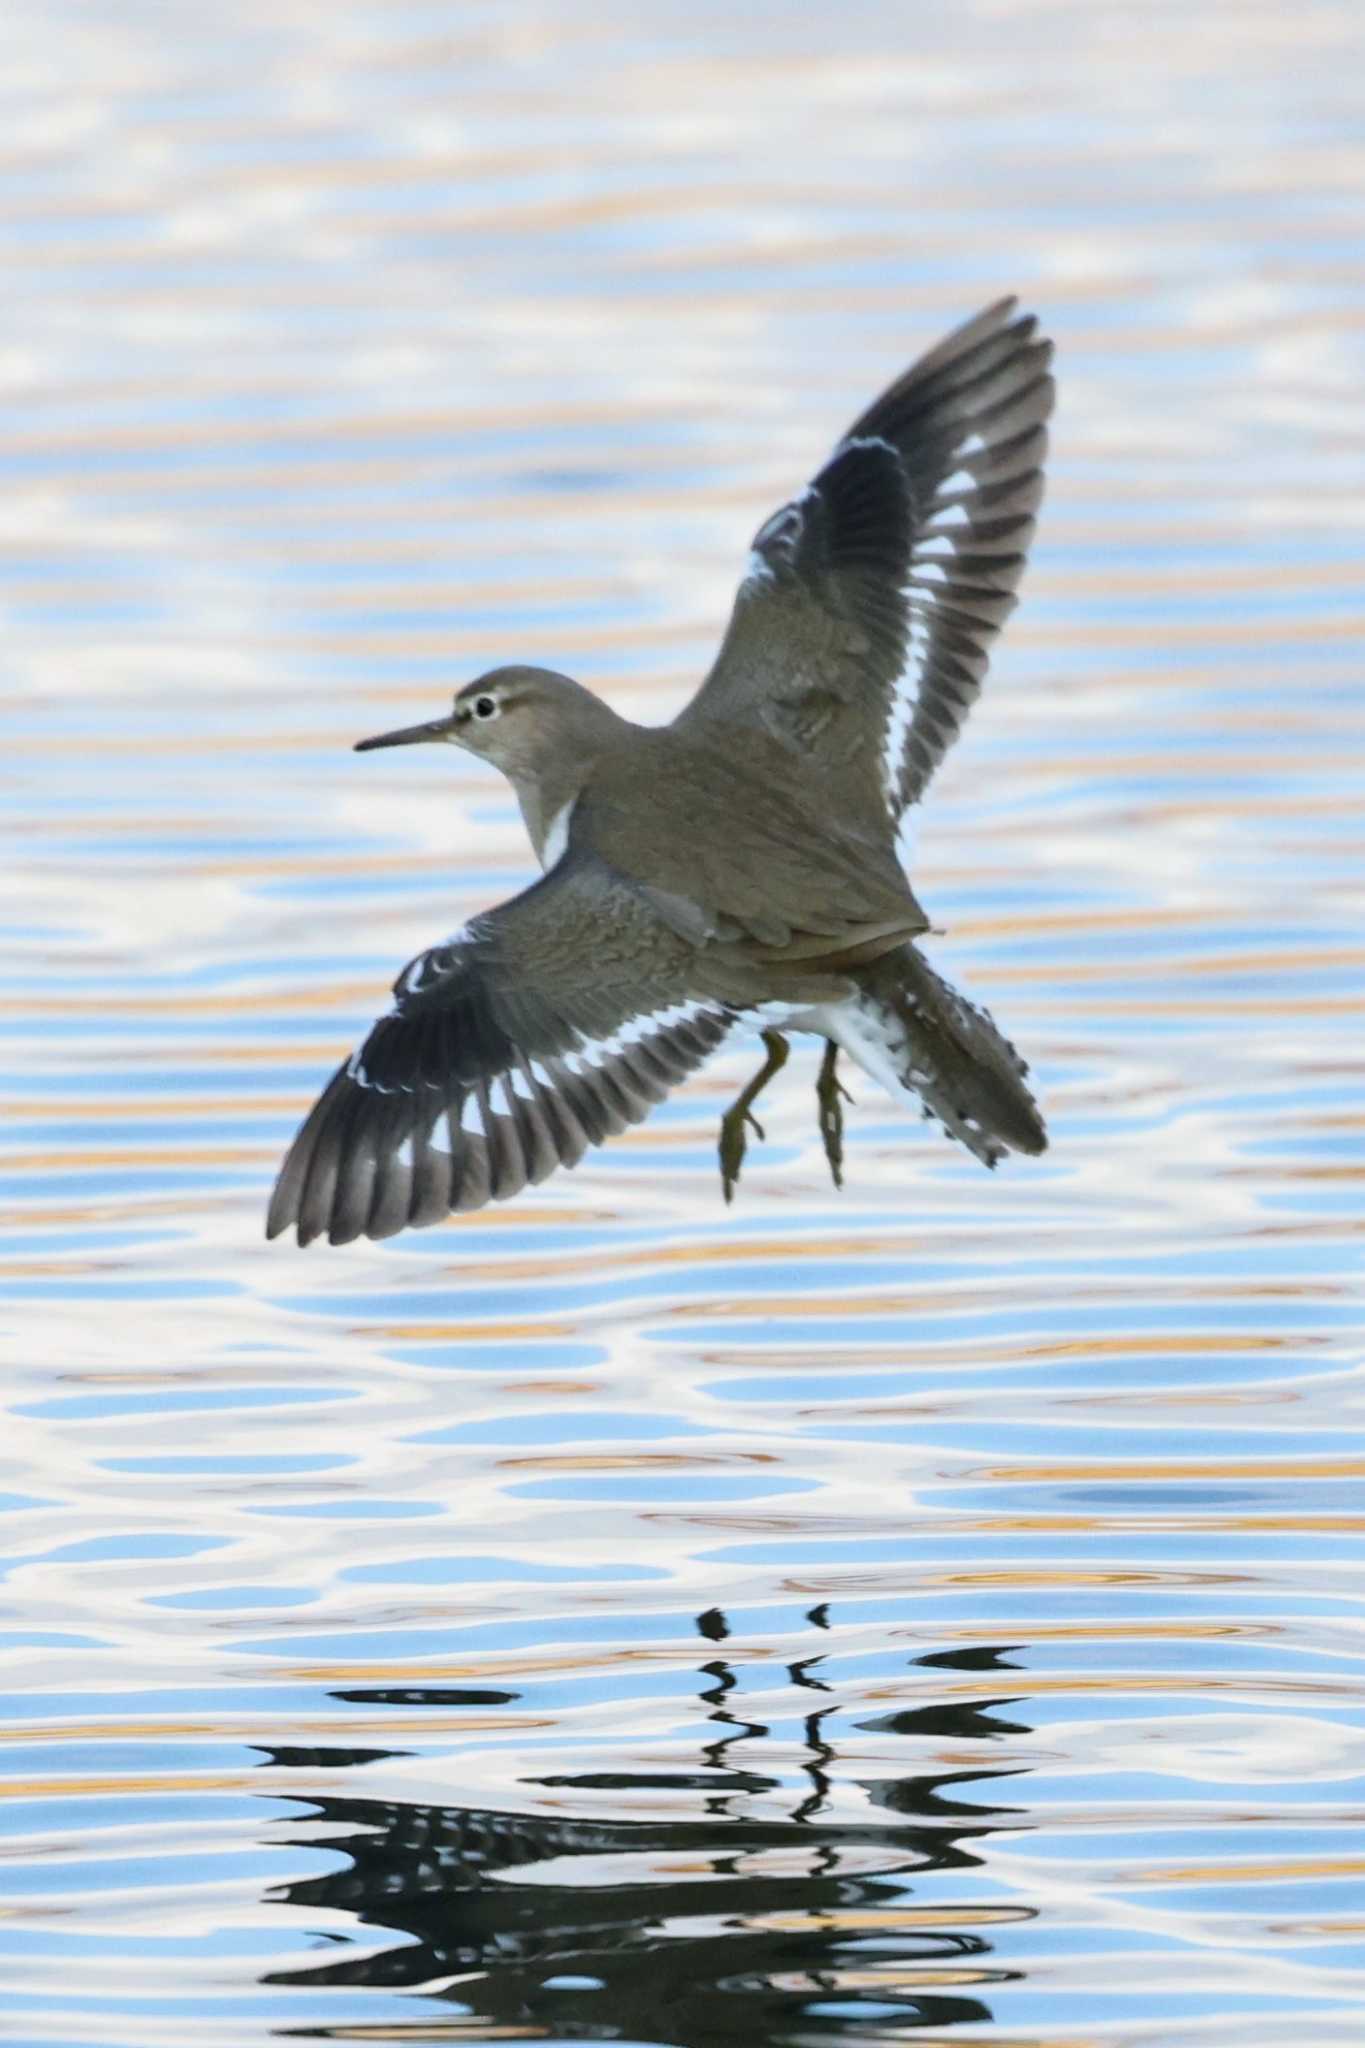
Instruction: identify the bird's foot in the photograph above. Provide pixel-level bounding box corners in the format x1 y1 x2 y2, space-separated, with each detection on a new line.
718 1029 790 1203
815 1040 854 1190
718 1104 765 1203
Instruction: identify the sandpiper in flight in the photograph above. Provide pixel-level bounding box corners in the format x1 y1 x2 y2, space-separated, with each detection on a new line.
268 298 1053 1246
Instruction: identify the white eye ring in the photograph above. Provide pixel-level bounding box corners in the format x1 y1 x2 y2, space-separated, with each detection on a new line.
472 694 498 720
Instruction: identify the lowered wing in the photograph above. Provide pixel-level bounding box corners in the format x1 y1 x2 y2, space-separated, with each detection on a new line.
267 854 732 1245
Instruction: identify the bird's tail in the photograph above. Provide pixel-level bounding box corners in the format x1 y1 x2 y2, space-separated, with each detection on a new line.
854 945 1047 1167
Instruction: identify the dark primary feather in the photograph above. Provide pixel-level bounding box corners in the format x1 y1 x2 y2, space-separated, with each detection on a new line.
676 297 1054 830
266 857 732 1246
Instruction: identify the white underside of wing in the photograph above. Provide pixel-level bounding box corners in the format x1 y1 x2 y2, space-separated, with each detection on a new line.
421 998 724 1146
876 455 991 814
879 610 927 812
598 1000 710 1055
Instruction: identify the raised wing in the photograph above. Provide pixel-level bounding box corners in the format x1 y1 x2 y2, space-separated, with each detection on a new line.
266 857 732 1246
675 298 1053 829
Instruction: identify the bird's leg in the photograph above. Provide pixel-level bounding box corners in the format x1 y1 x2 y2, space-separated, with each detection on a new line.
718 1029 790 1204
815 1039 854 1190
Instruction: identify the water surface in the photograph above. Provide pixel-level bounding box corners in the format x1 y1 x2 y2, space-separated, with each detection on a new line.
4 1 1365 2042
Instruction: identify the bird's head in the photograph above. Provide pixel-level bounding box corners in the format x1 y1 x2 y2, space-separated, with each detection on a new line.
355 665 629 863
355 665 618 781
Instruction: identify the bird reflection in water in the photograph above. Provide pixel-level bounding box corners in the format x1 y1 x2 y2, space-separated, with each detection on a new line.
264 1610 1034 2041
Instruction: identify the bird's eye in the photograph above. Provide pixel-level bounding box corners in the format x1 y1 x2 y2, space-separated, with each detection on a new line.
472 694 498 720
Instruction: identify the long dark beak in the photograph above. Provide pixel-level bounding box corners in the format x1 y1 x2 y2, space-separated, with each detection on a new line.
354 715 456 753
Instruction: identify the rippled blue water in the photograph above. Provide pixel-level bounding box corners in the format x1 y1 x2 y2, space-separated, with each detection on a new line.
5 1 1365 2042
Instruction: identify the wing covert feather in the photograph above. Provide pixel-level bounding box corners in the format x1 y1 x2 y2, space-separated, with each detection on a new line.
676 298 1053 829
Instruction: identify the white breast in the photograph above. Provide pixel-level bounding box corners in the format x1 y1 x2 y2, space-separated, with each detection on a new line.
540 799 574 870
